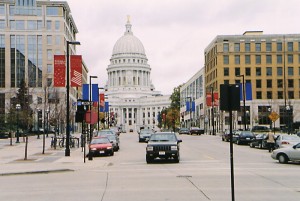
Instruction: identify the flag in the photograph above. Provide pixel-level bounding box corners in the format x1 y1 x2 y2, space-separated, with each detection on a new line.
82 84 89 101
70 55 82 87
100 93 105 112
92 84 99 102
53 55 66 87
246 83 252 100
206 92 218 106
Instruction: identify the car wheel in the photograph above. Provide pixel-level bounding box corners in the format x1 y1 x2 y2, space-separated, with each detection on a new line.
236 140 240 145
250 143 254 148
174 154 180 163
258 143 263 149
278 154 288 164
146 156 153 164
111 151 114 156
222 137 224 141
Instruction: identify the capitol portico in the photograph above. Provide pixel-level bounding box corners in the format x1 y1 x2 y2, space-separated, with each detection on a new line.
103 18 170 131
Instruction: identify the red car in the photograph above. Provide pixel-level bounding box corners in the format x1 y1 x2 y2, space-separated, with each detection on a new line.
89 137 114 156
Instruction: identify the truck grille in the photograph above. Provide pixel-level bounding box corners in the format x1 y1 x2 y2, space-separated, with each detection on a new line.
153 145 171 151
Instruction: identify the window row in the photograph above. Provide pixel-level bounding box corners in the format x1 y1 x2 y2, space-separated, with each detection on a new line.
224 66 300 77
7 20 60 31
112 58 146 64
224 41 299 52
223 54 298 65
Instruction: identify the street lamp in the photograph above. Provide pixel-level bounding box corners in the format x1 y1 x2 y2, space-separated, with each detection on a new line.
37 108 41 139
43 109 49 154
98 87 104 130
237 74 246 131
89 75 98 161
65 40 80 157
246 110 249 130
16 104 21 143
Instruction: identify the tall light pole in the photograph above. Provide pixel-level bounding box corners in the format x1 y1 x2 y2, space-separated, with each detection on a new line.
98 87 104 130
65 41 80 157
237 74 246 131
89 75 97 161
211 87 215 135
16 104 21 143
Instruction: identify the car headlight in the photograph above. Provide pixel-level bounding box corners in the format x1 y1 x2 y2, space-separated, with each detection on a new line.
107 146 112 149
147 146 153 151
91 148 97 151
171 145 178 151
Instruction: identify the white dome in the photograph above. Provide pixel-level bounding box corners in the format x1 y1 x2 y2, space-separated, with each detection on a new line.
112 21 146 56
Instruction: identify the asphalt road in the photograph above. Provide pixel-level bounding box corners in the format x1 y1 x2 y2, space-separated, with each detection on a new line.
1 133 300 201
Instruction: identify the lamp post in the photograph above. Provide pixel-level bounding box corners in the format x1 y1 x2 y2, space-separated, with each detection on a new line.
37 108 41 139
237 74 246 131
65 40 80 157
211 87 215 135
42 109 49 154
246 110 249 130
89 75 97 161
16 104 21 143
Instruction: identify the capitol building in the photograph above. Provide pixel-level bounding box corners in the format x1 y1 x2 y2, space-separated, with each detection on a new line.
103 19 170 132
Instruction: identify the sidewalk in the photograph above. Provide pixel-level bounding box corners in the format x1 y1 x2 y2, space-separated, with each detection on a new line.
0 133 108 176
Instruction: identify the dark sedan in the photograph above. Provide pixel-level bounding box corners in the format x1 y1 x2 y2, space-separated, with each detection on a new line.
178 128 190 135
233 131 255 145
249 133 268 149
189 127 204 135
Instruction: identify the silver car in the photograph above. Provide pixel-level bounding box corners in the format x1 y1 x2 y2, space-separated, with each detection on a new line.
275 134 300 148
271 143 300 163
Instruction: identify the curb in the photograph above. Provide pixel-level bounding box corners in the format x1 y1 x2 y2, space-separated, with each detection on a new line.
0 168 74 176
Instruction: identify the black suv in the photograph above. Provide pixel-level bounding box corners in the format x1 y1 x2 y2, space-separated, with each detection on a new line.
146 132 182 163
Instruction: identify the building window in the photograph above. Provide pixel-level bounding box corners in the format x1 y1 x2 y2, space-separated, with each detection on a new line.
16 20 25 30
55 35 60 45
288 79 294 88
266 43 272 51
288 67 294 75
245 55 250 64
266 67 272 76
288 54 293 63
255 55 261 64
37 20 42 30
255 43 261 52
256 91 262 99
223 55 229 64
47 35 52 45
234 43 240 52
288 91 294 99
223 43 229 52
47 49 52 60
235 67 240 76
47 20 51 30
277 67 283 76
278 91 283 99
288 42 293 51
47 64 52 73
256 80 261 88
224 80 229 84
234 55 240 64
267 91 272 99
46 7 59 16
277 79 283 88
224 67 229 76
27 20 37 30
277 55 282 64
256 67 261 76
266 55 272 64
245 43 250 52
245 67 251 76
277 42 282 51
267 79 272 88
55 21 60 31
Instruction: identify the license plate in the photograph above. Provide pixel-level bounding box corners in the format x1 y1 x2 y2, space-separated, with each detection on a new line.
246 138 250 140
99 151 105 154
159 151 165 155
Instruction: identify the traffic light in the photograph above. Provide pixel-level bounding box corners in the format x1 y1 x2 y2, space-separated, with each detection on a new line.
181 115 184 122
75 99 86 122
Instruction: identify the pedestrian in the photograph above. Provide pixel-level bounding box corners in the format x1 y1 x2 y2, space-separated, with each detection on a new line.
266 131 276 152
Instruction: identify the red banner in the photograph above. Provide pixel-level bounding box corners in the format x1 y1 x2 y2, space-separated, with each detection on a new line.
70 55 82 87
53 55 66 87
100 93 105 107
206 92 219 106
85 110 98 124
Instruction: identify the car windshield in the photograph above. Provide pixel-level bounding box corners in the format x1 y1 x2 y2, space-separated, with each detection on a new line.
240 132 254 137
141 129 154 134
282 135 300 140
97 130 114 136
91 138 110 144
106 135 116 141
150 134 176 141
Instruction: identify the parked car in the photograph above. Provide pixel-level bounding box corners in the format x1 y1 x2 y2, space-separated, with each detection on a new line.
0 128 10 139
178 128 190 135
110 126 121 136
88 137 114 156
275 134 300 149
139 129 155 142
105 134 120 151
249 133 268 149
232 130 255 145
189 127 204 135
271 142 300 163
146 132 182 163
96 129 115 137
251 126 270 134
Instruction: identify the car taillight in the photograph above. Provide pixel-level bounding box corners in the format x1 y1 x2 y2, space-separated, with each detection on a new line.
281 141 289 144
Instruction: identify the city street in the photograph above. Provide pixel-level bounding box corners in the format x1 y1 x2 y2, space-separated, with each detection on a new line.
0 132 299 201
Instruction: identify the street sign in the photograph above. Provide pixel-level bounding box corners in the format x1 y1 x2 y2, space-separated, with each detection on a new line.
269 111 279 122
81 101 93 106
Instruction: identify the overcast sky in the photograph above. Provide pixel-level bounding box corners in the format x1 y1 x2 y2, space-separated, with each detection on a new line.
62 0 300 95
